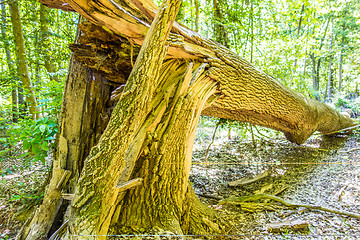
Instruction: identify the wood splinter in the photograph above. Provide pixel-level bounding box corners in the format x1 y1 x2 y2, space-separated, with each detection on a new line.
55 169 71 189
116 178 143 193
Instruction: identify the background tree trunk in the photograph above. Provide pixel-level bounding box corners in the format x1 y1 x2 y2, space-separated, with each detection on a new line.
1 2 18 123
9 0 38 119
326 16 334 100
195 0 199 32
310 16 330 100
213 0 229 48
40 4 59 82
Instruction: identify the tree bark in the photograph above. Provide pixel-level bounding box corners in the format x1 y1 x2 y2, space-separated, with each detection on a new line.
9 0 38 119
17 24 114 239
61 0 183 238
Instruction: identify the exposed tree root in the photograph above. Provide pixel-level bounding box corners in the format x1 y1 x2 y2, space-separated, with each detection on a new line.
220 194 360 219
181 185 225 238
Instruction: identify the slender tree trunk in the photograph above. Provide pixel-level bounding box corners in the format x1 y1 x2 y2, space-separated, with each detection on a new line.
9 0 38 119
1 2 18 122
327 16 334 100
292 3 305 81
195 0 199 32
338 49 343 92
250 1 254 63
40 4 59 82
213 0 229 48
17 87 25 118
338 20 346 92
310 16 330 100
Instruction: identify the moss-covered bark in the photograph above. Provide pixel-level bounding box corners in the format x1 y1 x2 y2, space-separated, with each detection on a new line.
112 60 219 235
60 0 184 238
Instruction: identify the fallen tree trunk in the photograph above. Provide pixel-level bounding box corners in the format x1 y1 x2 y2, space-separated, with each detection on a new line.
44 0 353 144
18 1 355 239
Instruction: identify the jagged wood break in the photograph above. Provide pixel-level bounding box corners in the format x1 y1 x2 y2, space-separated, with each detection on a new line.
43 0 352 144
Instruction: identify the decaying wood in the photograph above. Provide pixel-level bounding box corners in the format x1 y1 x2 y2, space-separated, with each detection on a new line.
254 183 273 194
41 0 355 144
17 168 70 240
228 171 269 187
267 219 309 233
219 193 360 219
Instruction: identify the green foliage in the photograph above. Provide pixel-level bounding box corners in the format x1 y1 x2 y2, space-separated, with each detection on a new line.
176 0 360 100
9 191 43 204
2 116 58 165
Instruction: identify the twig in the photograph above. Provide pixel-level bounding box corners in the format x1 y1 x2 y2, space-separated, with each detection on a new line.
204 120 221 163
253 125 274 140
314 124 360 136
249 124 256 148
338 147 360 153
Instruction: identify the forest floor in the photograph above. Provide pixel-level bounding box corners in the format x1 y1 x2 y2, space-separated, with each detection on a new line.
191 125 360 240
0 124 359 240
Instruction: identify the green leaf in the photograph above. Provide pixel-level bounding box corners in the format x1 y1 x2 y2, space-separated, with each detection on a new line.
23 140 31 151
39 124 47 133
32 145 42 154
10 195 21 201
41 142 49 151
45 136 56 141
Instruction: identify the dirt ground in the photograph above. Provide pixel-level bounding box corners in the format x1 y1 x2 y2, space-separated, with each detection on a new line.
0 125 359 240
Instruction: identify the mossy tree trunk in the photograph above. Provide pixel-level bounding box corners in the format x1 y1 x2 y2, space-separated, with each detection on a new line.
17 25 114 240
9 0 38 119
0 2 18 123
